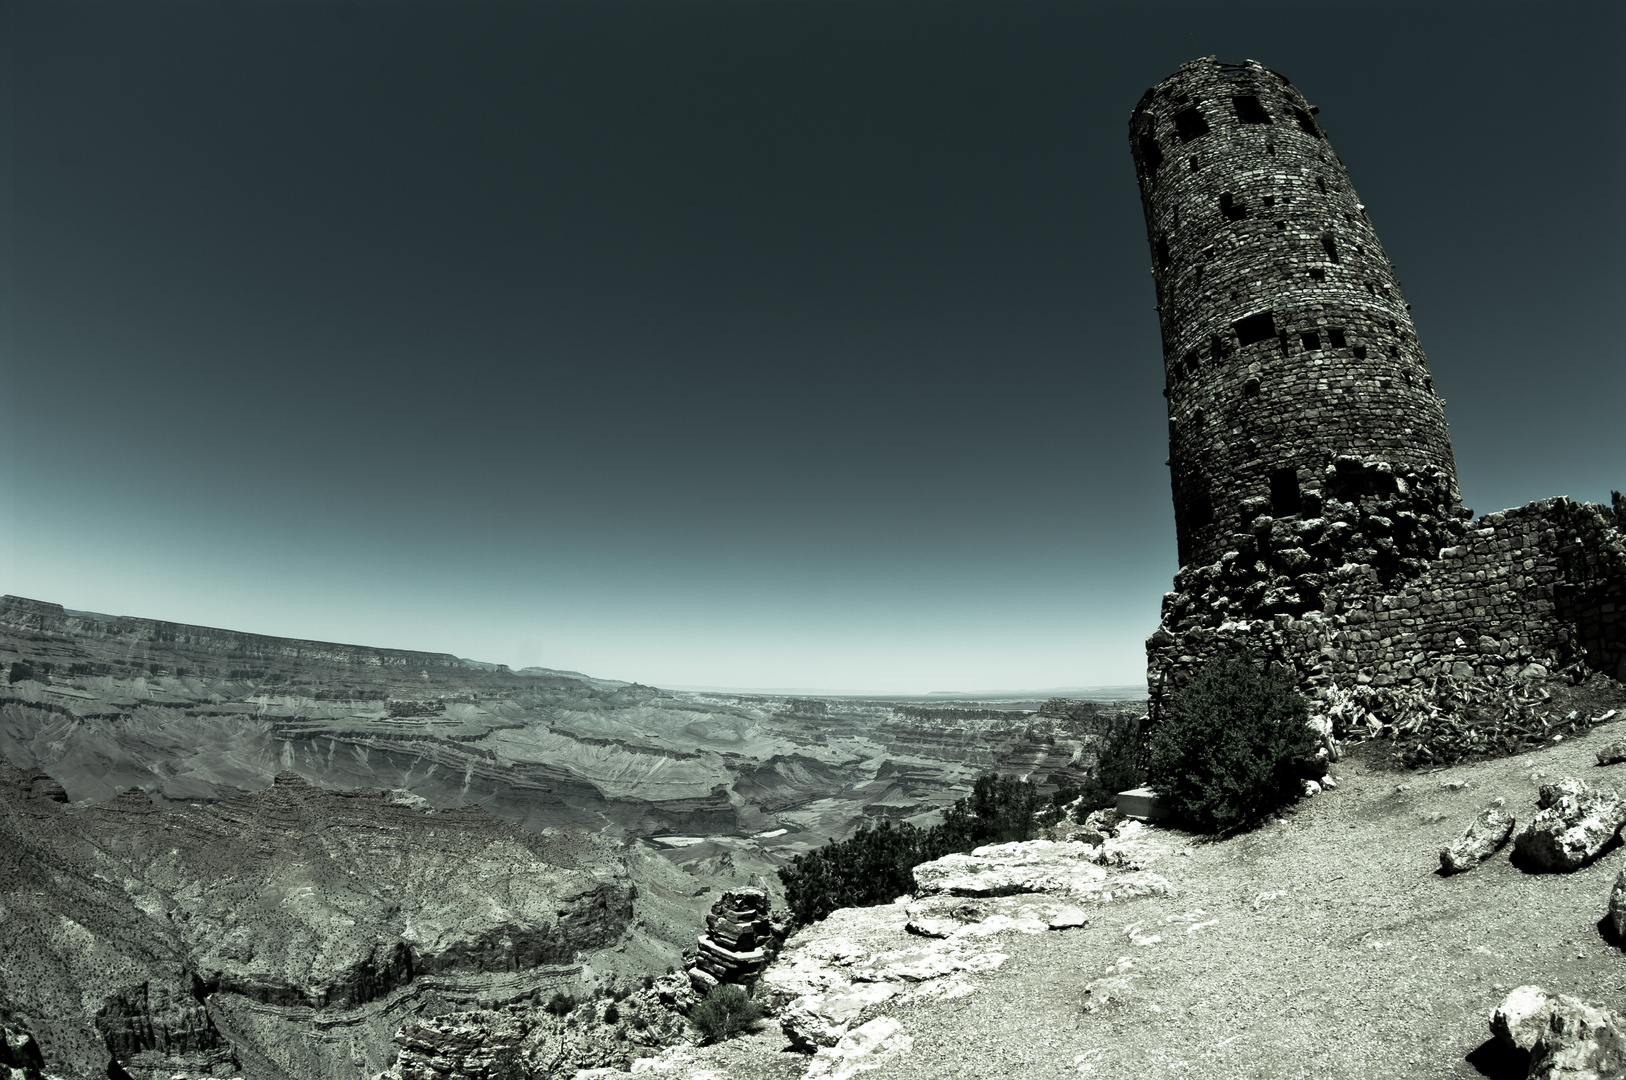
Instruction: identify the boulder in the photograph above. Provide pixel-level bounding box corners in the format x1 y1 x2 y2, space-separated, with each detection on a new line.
1490 985 1626 1079
1440 805 1517 874
1609 869 1626 943
1082 808 1126 837
779 982 896 1052
1531 996 1626 1079
1494 985 1559 1052
1047 906 1090 930
1597 741 1626 767
1511 779 1626 872
804 1016 913 1080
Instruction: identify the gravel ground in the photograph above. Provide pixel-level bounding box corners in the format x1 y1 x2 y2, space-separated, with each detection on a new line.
666 709 1626 1080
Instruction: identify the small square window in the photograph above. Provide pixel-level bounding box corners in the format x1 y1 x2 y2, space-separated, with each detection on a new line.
1233 96 1273 124
1234 311 1277 346
1174 107 1210 143
1300 331 1321 351
1309 268 1325 281
1328 328 1346 348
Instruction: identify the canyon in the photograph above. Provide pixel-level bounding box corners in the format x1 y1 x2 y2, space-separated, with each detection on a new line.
0 595 1139 1079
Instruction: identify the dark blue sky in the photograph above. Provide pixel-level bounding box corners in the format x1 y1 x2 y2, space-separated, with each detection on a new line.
3 1 1621 691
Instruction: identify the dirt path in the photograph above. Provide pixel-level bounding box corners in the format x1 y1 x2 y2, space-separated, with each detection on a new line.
873 721 1626 1079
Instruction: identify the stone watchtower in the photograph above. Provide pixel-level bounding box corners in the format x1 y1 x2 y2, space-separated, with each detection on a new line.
1129 57 1458 568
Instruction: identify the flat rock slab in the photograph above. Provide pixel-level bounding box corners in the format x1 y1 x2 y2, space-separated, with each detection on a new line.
909 837 1175 900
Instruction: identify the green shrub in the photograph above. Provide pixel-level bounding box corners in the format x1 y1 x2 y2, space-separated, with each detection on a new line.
602 1002 620 1025
1075 714 1145 814
777 772 1042 926
688 984 762 1044
1147 655 1317 833
543 991 576 1017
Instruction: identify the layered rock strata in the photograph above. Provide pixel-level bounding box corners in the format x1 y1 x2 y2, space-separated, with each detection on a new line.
0 754 637 1080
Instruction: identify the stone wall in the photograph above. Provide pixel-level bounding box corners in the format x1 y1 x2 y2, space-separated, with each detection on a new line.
1128 56 1457 567
1145 457 1626 740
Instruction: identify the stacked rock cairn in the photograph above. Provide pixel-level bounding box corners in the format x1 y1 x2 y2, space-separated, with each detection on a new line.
687 888 788 994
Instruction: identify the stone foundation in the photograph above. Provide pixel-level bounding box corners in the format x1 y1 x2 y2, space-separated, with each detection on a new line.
1146 457 1626 753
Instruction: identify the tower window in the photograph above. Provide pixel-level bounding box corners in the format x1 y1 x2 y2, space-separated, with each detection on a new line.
1210 333 1230 359
1243 377 1261 398
1293 107 1322 138
1233 95 1273 124
1263 195 1275 206
1189 155 1199 171
1234 310 1277 346
1219 193 1247 221
1320 233 1341 263
1138 134 1164 179
1270 468 1302 516
1182 349 1199 373
1309 268 1325 281
1328 328 1346 348
1353 345 1367 359
1173 107 1210 142
1156 236 1171 269
1316 177 1328 194
1300 331 1321 351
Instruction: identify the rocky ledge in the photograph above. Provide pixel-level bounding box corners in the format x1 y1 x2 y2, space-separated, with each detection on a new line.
625 818 1181 1080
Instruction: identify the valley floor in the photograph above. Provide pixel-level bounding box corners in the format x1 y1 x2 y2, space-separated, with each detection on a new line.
663 708 1626 1079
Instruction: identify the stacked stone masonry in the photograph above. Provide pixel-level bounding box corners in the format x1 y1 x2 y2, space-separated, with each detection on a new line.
1129 56 1457 568
687 888 787 994
1146 463 1626 721
1131 59 1624 729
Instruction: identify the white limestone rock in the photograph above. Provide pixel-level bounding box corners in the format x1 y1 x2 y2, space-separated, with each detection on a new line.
779 982 897 1052
1493 985 1559 1052
1512 779 1626 872
1440 804 1517 874
1493 985 1626 1079
911 840 1109 897
804 1016 913 1080
1609 869 1626 943
1530 995 1626 1079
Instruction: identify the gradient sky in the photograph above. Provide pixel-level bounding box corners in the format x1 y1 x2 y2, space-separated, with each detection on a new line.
2 2 1621 693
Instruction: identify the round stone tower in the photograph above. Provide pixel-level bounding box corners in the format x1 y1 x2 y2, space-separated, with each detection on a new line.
1129 57 1458 567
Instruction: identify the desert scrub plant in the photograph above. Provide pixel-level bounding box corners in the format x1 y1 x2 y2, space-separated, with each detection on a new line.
1147 655 1317 833
688 984 762 1044
1074 713 1146 814
777 772 1044 925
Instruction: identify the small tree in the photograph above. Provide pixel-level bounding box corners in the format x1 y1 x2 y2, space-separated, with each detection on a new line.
1147 655 1317 833
688 984 762 1044
1075 714 1145 813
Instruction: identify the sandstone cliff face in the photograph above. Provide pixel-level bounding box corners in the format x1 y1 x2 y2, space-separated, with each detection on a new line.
0 595 1141 879
0 756 635 1080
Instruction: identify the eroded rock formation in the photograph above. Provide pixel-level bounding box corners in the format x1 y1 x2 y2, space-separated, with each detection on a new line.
0 754 638 1080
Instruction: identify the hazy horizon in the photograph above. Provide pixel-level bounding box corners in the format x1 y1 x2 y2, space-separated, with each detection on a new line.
4 2 1621 693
